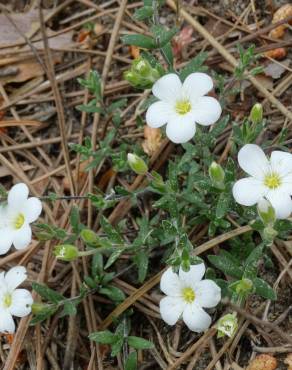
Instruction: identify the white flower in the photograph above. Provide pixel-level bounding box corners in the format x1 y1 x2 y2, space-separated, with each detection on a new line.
146 73 222 144
0 266 33 333
159 263 221 332
233 144 292 219
0 183 42 255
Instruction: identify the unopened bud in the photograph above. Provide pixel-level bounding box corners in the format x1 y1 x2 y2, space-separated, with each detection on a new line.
124 57 160 88
134 59 150 76
127 153 148 175
229 278 254 298
31 302 50 314
80 229 99 247
236 278 253 295
257 198 276 226
209 161 225 190
54 244 79 261
217 313 238 338
250 103 263 124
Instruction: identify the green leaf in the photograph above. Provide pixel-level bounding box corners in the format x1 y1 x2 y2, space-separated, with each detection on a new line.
76 102 103 114
89 330 117 344
127 336 154 350
161 42 173 67
99 286 125 302
32 282 64 304
111 337 124 356
208 253 243 279
243 245 264 280
151 25 178 48
92 253 103 276
121 34 156 49
70 206 80 234
179 52 208 81
104 248 124 269
59 301 77 317
253 278 276 300
134 251 149 283
125 351 138 370
100 216 124 244
134 6 153 20
216 193 230 219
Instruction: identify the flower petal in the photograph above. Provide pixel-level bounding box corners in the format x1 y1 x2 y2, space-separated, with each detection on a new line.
266 190 292 219
182 72 213 100
152 74 182 103
0 309 15 333
191 96 222 126
159 296 185 325
0 228 13 255
13 226 32 250
182 303 212 332
238 144 269 179
5 266 27 290
194 280 221 308
270 151 292 177
166 115 196 144
146 101 172 128
179 263 205 286
281 173 292 195
8 183 29 208
232 178 267 206
22 197 42 223
160 268 182 296
10 289 33 317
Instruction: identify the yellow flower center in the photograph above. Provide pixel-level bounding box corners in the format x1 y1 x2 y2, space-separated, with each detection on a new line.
3 293 12 308
175 100 191 115
182 287 195 303
14 213 25 229
264 173 281 189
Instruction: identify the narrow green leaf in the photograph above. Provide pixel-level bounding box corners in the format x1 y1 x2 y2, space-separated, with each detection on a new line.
32 282 64 304
253 278 277 300
127 336 154 350
208 254 243 279
89 330 118 344
99 286 125 302
125 351 138 370
134 6 153 20
179 52 208 81
100 216 123 244
121 34 156 49
104 248 124 269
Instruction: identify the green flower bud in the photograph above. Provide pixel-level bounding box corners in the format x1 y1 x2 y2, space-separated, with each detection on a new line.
31 302 50 314
124 57 160 88
133 58 151 76
127 153 148 175
80 228 99 247
209 161 225 190
250 103 263 124
257 198 276 226
229 278 254 298
123 70 139 86
236 278 253 295
54 244 79 261
217 313 238 338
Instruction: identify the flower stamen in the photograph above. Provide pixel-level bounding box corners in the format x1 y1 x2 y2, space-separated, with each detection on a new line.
182 287 195 303
175 100 191 115
264 173 281 189
3 293 12 308
14 213 25 229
